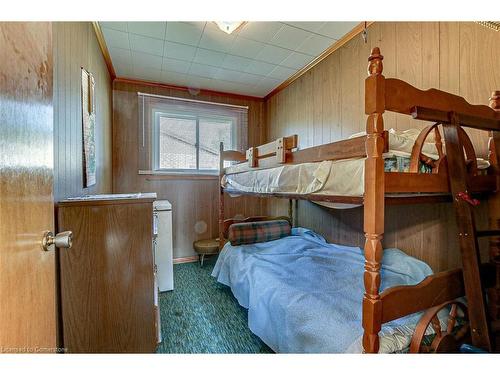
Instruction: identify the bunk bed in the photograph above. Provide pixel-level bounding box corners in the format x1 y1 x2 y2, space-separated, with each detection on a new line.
217 47 500 353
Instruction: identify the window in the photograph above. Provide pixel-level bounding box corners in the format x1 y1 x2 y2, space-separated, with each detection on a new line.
138 93 248 175
154 113 234 172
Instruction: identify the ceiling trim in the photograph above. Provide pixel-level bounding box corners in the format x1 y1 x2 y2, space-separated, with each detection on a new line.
264 21 374 101
92 21 116 80
114 77 265 102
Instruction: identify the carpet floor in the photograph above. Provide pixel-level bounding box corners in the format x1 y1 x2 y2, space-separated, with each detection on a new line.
156 256 273 354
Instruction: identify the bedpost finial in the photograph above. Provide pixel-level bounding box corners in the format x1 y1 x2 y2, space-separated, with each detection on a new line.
368 47 384 76
489 90 500 111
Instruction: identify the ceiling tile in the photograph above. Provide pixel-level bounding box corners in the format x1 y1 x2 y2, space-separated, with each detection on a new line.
255 44 291 65
280 52 314 70
236 22 283 43
270 24 311 50
244 60 276 76
214 68 241 82
100 22 128 32
160 71 189 86
254 77 282 92
250 76 268 88
198 28 236 53
113 61 133 77
232 72 263 85
193 48 226 66
132 66 162 82
284 22 325 33
317 22 359 39
165 22 204 46
186 76 214 89
163 41 197 61
129 34 164 56
268 65 296 80
296 34 334 56
250 89 268 97
221 54 253 71
131 51 163 70
229 37 265 59
182 21 206 29
189 63 219 79
215 80 246 93
162 57 190 74
127 22 166 39
108 47 132 63
101 27 130 49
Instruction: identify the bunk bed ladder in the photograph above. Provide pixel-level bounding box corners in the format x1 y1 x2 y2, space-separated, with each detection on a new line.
443 114 493 352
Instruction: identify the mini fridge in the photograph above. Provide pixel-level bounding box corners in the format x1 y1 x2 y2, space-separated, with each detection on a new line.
153 200 174 292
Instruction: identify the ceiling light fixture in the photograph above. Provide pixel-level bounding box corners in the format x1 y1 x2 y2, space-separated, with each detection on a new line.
213 21 247 34
475 21 500 31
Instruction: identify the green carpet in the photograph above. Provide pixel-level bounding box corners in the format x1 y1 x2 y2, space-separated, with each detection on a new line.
156 256 273 353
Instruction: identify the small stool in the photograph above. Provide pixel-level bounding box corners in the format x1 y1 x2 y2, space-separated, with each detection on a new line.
193 238 220 267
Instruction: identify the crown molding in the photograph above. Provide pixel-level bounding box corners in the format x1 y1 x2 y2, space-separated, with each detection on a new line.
92 21 116 80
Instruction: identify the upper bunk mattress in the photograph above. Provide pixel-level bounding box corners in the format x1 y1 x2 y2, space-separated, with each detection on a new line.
223 158 367 197
222 128 490 205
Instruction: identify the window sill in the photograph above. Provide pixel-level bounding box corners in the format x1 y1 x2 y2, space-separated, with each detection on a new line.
138 170 219 180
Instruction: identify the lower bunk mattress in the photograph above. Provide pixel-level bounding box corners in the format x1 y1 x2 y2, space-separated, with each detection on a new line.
211 227 435 353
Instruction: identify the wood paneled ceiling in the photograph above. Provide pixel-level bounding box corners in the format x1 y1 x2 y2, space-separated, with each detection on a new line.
99 21 359 97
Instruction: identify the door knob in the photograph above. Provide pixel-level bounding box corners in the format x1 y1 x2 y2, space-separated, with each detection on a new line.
41 230 73 251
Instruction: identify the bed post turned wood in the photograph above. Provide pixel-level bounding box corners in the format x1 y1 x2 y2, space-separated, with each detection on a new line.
488 91 500 348
362 47 386 353
219 142 225 250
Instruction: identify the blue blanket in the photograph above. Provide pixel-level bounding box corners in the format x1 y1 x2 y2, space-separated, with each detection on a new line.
212 228 433 353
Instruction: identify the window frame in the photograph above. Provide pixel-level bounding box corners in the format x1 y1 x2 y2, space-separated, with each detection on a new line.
151 108 237 175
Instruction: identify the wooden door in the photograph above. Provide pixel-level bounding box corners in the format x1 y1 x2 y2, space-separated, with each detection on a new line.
0 22 57 353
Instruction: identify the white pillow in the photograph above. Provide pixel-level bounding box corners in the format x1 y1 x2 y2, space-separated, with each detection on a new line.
348 128 440 160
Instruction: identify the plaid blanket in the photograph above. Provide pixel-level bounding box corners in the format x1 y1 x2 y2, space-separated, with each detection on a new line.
228 220 291 246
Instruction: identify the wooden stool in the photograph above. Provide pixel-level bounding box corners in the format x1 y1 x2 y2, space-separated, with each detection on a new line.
193 238 219 267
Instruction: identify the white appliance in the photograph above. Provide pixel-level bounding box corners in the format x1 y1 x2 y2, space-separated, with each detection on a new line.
153 200 174 292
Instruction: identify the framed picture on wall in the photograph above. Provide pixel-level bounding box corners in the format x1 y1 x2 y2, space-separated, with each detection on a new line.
81 68 96 188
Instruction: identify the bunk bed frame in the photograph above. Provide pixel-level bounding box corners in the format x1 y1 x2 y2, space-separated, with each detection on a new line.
218 47 500 353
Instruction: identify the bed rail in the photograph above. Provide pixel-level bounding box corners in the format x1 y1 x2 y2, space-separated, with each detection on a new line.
380 265 495 325
224 132 389 175
247 135 298 167
411 106 500 132
379 79 500 124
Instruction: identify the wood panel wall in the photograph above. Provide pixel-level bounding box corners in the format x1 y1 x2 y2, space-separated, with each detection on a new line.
53 22 113 201
112 80 267 259
266 22 499 272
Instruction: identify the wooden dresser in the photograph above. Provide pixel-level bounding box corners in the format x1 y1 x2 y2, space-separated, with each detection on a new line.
56 193 159 353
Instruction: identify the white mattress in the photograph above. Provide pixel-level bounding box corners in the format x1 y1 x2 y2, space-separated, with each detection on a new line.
223 158 365 199
222 129 490 209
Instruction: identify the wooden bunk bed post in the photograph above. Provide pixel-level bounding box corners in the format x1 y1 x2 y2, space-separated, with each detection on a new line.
219 142 225 250
488 91 500 348
362 47 386 353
